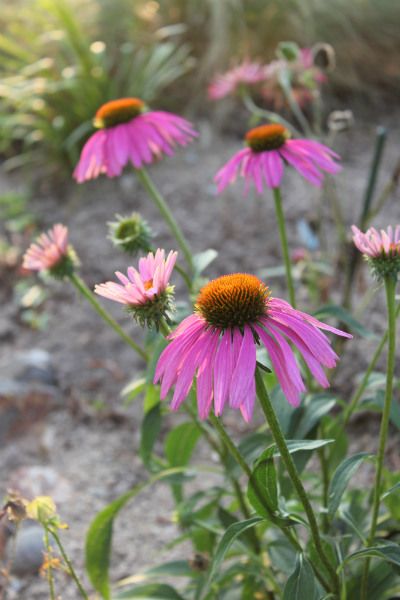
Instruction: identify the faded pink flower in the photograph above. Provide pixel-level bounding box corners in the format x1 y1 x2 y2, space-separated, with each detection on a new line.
95 249 177 305
94 249 177 328
23 224 69 273
352 225 400 258
352 225 400 280
154 273 351 422
73 98 198 183
215 123 340 193
208 60 267 100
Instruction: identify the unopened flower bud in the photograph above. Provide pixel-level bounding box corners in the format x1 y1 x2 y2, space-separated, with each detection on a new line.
108 213 153 255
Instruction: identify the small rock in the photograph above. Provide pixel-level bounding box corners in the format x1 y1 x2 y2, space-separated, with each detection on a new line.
18 349 58 387
6 521 47 577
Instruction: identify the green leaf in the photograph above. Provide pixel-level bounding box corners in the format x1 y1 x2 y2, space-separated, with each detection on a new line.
328 453 371 518
313 304 377 339
290 394 336 439
203 517 264 593
343 543 400 568
275 439 334 456
247 447 278 518
193 249 218 275
165 422 201 467
143 383 161 414
283 554 318 600
120 377 146 403
140 403 162 467
85 468 190 599
382 480 400 500
113 583 185 599
117 561 194 588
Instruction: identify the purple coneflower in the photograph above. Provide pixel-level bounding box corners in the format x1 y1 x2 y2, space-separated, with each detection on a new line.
208 60 267 100
73 98 197 182
23 224 72 276
95 249 177 328
154 273 351 422
352 225 400 280
215 123 340 194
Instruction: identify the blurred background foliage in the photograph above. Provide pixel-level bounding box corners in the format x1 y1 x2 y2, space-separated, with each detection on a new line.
0 0 399 175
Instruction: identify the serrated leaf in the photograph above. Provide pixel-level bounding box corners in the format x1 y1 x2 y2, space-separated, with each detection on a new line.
328 452 371 518
283 554 318 600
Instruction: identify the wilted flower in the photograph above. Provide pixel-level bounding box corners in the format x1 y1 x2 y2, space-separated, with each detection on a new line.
73 98 198 183
154 273 351 422
108 213 153 255
215 123 340 194
94 249 177 328
23 224 74 277
208 60 267 100
352 225 400 280
261 46 327 110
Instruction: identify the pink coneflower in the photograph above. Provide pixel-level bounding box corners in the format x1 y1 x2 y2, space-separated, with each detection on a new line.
215 124 340 193
23 224 70 274
73 98 198 183
94 249 177 327
208 60 267 100
352 225 400 280
154 273 351 422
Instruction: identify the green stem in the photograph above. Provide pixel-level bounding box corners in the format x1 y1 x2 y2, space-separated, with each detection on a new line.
319 423 330 534
273 187 296 308
49 529 89 600
343 301 400 427
174 262 193 292
69 272 148 361
241 92 301 135
44 528 56 600
360 275 397 599
136 167 194 272
255 368 341 596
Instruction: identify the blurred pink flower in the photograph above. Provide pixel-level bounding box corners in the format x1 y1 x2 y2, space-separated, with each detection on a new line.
23 224 69 272
95 249 177 306
73 98 197 183
154 273 351 422
215 123 340 193
208 60 267 100
352 225 400 258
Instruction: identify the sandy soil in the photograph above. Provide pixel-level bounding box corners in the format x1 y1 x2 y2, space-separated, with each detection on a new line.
0 114 400 598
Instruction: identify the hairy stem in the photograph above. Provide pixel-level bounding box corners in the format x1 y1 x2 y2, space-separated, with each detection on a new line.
360 275 397 599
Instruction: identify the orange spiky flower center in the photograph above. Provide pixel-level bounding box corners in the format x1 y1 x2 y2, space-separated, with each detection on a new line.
144 279 154 291
245 123 289 152
94 98 145 129
196 273 270 329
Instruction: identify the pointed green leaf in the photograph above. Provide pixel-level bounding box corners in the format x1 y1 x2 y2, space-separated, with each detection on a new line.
203 516 264 593
343 543 400 568
165 422 201 467
193 249 218 275
328 453 371 518
313 304 376 339
140 403 162 467
283 554 318 600
114 583 185 599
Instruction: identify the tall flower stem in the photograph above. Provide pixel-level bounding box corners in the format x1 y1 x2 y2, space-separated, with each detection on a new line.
343 300 400 427
49 528 89 600
360 275 397 600
136 167 194 273
273 187 296 308
69 272 148 362
255 368 341 596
